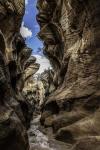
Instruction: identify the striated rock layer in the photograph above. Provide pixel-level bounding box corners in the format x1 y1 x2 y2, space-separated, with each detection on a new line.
0 0 39 150
37 0 100 149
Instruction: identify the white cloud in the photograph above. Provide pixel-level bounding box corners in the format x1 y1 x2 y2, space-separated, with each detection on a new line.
25 0 28 5
34 55 51 73
20 22 32 38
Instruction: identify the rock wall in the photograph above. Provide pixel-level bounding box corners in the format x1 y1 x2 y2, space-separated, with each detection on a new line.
40 69 56 96
23 76 46 111
0 0 39 150
37 0 100 149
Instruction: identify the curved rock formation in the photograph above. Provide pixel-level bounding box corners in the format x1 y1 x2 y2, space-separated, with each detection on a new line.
0 0 25 63
0 0 39 150
37 0 100 149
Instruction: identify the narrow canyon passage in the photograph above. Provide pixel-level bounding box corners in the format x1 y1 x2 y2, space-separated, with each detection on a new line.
0 0 100 150
22 1 69 148
28 114 71 150
20 0 71 149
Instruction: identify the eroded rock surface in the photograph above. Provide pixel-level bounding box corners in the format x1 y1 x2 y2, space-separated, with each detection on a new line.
40 69 56 97
0 0 39 150
37 0 100 149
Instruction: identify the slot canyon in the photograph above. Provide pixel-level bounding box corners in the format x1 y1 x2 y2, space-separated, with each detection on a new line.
0 0 100 150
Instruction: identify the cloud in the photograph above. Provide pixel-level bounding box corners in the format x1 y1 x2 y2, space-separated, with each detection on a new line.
25 0 28 5
20 22 32 38
34 55 51 73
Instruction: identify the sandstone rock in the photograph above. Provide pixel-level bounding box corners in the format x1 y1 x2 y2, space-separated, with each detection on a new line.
0 0 39 149
71 137 100 150
0 105 29 150
40 111 53 125
40 69 56 96
52 110 88 132
44 115 55 127
0 0 25 63
37 0 100 149
56 108 100 143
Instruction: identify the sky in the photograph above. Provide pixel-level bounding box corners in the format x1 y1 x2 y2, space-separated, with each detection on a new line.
20 0 51 73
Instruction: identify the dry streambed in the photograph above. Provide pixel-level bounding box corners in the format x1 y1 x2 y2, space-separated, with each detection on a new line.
28 115 71 150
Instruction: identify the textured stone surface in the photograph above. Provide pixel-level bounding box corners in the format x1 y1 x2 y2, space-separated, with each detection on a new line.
40 69 56 97
0 0 25 63
37 0 100 149
0 0 39 149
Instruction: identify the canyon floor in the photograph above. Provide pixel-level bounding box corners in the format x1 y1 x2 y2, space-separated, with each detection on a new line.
28 114 71 150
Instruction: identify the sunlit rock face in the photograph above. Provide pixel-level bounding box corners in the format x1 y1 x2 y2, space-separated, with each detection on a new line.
23 75 45 112
0 0 39 150
40 69 56 96
37 0 100 149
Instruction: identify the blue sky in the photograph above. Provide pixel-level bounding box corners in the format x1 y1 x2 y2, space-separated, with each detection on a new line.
20 0 51 73
21 0 43 55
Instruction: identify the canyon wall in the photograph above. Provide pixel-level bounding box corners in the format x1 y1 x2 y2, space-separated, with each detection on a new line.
40 69 56 96
37 0 100 149
0 0 39 150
